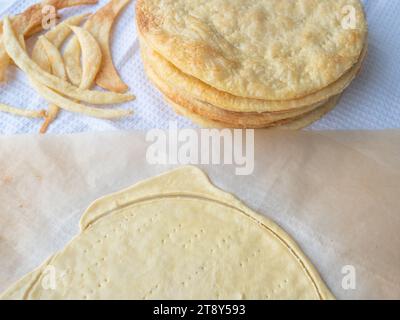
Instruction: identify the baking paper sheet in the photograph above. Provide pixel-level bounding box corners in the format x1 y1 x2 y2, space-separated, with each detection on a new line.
0 130 399 299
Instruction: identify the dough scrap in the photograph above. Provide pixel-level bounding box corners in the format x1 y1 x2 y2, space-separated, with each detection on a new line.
64 0 130 92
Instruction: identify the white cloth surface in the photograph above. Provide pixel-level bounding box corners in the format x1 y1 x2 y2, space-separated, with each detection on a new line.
0 0 399 134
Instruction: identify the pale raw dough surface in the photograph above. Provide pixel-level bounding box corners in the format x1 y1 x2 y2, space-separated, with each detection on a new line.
1 166 333 300
137 0 367 100
140 37 367 113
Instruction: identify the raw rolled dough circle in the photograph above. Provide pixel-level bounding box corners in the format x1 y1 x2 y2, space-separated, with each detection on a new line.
1 167 333 300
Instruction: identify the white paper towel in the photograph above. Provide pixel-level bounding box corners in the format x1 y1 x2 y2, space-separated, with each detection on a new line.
0 0 399 134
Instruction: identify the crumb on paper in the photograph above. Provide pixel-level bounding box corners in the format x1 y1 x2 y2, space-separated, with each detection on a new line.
2 175 13 184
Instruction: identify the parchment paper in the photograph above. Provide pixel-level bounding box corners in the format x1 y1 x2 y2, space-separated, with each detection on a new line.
0 130 399 299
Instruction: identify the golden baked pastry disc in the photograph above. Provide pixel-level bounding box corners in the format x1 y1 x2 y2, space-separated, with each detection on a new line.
142 50 329 126
168 95 341 129
140 37 367 113
137 0 367 100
